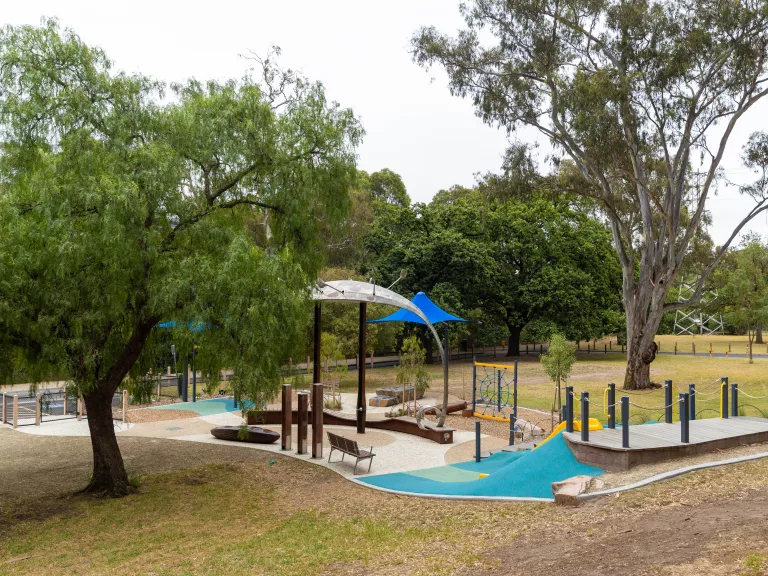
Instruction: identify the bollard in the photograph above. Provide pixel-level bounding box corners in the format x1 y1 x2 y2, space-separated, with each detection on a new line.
297 391 308 454
471 359 477 413
565 385 574 433
608 383 616 429
689 384 696 421
680 393 689 443
475 420 481 463
731 383 739 417
604 344 607 354
77 397 83 421
692 343 696 356
35 394 41 426
721 377 729 419
664 380 673 424
581 392 589 442
621 396 629 448
122 390 129 423
311 383 323 458
281 384 292 451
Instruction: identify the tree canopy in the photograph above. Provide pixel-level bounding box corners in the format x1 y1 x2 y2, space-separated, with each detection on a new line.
363 187 623 356
0 20 362 495
413 0 768 388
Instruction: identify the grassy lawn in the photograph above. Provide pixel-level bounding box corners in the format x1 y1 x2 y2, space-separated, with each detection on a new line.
1 430 768 576
327 353 768 426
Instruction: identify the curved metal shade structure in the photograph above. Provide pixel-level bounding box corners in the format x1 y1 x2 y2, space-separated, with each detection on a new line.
312 280 448 426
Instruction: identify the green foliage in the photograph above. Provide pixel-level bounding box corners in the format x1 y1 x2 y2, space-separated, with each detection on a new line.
413 0 768 387
708 238 768 358
540 334 576 385
365 192 622 349
0 21 362 486
396 335 431 400
540 333 576 413
0 21 361 401
126 376 155 405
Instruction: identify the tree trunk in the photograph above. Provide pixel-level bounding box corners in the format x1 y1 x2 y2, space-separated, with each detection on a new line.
623 285 666 390
756 324 764 345
82 390 132 496
506 325 523 357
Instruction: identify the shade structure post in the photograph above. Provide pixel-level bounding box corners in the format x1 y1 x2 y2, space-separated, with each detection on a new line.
313 303 322 385
311 383 323 458
357 302 367 433
731 383 738 417
297 391 308 454
471 360 477 413
281 384 292 451
444 324 450 417
580 392 589 442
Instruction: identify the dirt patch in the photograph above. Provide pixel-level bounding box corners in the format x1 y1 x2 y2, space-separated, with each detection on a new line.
470 489 768 576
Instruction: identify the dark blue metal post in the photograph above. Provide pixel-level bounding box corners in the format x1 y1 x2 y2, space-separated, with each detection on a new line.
731 383 738 417
182 355 189 402
608 383 616 429
664 380 673 424
565 385 574 433
496 368 501 411
475 420 481 463
721 376 729 419
513 360 518 420
471 360 477 414
581 392 589 442
679 392 689 443
689 384 696 421
621 396 629 448
191 346 197 403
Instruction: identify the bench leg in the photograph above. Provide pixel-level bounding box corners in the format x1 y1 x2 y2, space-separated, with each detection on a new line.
354 458 359 475
327 447 334 463
368 456 373 473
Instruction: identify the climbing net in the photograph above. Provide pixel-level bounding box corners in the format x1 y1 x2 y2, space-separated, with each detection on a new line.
473 362 517 418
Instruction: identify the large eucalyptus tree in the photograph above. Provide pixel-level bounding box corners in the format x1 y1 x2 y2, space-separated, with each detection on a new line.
413 0 768 388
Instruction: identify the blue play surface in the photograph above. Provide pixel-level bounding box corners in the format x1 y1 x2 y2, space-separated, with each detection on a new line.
151 397 252 416
359 431 603 499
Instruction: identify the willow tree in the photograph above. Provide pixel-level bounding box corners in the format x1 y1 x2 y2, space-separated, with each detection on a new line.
413 0 768 388
0 21 361 495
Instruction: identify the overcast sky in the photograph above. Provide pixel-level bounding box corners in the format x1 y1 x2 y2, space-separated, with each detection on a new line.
6 1 767 245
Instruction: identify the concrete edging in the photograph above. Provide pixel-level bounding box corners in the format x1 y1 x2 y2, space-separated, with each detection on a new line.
578 450 768 501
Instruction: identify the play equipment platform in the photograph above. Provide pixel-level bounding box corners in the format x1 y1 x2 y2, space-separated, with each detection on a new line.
564 416 768 471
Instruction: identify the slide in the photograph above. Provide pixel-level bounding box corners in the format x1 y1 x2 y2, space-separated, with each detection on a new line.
534 417 603 450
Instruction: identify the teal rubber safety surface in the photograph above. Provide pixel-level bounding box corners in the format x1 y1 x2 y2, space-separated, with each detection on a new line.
151 397 252 416
359 431 603 499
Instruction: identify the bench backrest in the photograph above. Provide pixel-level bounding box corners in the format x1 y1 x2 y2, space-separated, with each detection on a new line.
327 431 360 455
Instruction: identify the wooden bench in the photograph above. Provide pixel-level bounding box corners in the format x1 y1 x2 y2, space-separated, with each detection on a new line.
327 431 375 474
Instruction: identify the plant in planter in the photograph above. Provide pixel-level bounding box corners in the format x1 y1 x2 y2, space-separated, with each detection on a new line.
395 336 431 417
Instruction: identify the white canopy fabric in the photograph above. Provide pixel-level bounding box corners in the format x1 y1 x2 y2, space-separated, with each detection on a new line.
311 280 448 426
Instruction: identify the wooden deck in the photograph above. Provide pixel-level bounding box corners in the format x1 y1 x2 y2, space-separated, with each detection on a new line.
563 416 768 471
